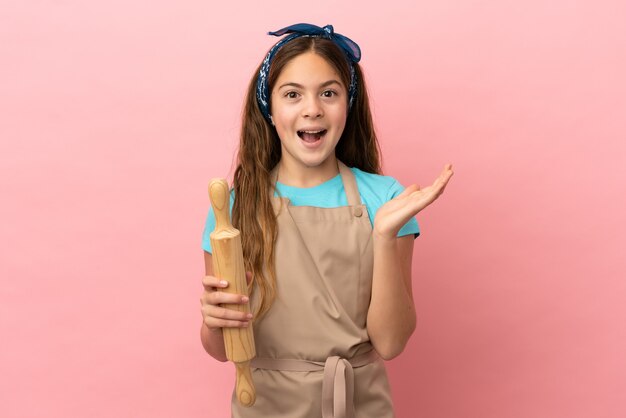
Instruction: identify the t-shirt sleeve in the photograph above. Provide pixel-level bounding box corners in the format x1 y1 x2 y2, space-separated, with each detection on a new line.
201 190 236 253
387 179 421 239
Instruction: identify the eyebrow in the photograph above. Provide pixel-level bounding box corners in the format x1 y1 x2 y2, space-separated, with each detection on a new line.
277 80 343 90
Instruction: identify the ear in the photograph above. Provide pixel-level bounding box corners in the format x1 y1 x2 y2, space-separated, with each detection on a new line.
269 115 275 126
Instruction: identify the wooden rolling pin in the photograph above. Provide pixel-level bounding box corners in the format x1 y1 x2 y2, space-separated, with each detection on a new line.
208 179 256 407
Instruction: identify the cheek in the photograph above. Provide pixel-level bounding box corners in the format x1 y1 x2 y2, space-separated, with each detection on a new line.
330 106 348 129
273 115 295 141
330 100 348 118
273 107 300 133
273 113 291 130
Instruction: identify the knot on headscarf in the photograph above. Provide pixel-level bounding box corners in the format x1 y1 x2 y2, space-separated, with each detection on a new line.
267 23 361 63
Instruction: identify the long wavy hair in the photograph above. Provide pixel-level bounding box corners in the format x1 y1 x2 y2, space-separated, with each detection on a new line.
232 36 383 319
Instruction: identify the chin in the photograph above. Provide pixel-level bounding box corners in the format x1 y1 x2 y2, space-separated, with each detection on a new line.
300 149 334 163
297 157 326 168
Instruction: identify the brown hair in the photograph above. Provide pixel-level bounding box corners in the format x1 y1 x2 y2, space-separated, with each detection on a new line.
232 36 382 319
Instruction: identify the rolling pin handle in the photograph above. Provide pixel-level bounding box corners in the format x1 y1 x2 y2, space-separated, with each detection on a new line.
235 361 256 407
208 179 231 233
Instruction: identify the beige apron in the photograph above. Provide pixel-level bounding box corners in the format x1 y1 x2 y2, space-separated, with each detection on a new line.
231 161 395 418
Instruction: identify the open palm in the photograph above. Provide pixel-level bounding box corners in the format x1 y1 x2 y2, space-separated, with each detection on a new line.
373 164 454 239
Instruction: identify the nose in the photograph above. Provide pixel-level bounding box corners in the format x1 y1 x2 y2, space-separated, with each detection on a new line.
302 96 323 118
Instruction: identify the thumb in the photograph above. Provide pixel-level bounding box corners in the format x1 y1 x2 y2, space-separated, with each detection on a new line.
396 184 421 198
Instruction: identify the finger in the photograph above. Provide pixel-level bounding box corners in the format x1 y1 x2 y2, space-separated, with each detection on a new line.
438 163 453 176
437 168 454 190
404 165 453 210
202 276 229 291
440 164 454 184
207 291 250 306
203 316 251 329
431 170 453 198
432 166 453 190
203 304 253 321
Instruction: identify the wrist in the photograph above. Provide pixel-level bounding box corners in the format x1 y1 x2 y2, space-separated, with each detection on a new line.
373 229 397 245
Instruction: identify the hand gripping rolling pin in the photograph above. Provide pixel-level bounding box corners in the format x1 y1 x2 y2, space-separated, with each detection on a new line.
208 179 256 407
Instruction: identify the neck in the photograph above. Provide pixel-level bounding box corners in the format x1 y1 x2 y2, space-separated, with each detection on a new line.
277 156 340 188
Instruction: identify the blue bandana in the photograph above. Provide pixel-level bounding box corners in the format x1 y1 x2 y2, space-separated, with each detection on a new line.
255 23 362 124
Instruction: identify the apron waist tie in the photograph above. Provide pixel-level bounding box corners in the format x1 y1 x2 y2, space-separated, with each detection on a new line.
250 349 379 418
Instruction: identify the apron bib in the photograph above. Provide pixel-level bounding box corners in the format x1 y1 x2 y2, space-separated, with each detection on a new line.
232 161 395 418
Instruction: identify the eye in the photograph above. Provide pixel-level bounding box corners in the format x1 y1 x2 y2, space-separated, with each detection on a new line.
322 90 337 98
285 91 300 99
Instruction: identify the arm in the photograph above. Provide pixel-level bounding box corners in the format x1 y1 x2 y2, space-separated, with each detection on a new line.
366 234 416 360
366 163 454 360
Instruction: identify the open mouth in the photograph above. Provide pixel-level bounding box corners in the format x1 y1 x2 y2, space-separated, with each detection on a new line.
297 129 328 143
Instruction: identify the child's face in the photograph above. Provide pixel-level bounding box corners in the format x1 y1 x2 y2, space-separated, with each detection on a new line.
270 51 348 170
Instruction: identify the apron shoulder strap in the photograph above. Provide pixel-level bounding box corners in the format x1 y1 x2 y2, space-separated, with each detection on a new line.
337 161 363 207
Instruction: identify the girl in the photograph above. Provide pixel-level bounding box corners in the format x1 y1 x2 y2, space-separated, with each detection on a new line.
200 23 453 418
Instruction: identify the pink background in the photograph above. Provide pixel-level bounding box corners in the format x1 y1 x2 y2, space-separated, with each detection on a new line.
1 1 625 417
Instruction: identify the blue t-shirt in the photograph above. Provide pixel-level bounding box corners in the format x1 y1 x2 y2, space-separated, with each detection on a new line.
202 167 420 253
